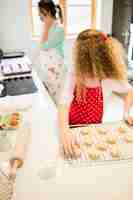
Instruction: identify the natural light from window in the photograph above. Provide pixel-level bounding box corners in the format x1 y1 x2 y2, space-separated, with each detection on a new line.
67 0 92 36
32 0 59 36
31 0 97 38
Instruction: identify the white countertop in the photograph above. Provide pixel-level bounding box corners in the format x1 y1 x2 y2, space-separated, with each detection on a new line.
7 73 132 200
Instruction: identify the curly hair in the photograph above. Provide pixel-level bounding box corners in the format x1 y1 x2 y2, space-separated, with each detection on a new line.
74 29 127 101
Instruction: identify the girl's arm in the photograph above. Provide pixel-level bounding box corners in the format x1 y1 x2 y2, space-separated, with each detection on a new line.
9 158 23 179
105 79 133 124
58 70 80 158
9 126 30 178
58 104 80 158
58 104 69 136
58 104 74 156
123 91 133 124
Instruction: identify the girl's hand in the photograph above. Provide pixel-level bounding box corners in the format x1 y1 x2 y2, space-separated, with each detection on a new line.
9 161 18 179
9 158 23 179
9 165 17 180
125 116 133 126
60 130 81 159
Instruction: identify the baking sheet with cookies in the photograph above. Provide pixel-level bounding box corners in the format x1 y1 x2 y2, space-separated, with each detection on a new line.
66 121 133 165
0 112 21 130
0 108 31 161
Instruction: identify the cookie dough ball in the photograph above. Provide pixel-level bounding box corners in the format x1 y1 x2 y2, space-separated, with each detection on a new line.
97 128 106 135
124 134 133 143
96 143 108 151
88 149 100 160
73 145 81 158
84 135 93 146
82 127 92 135
106 135 117 145
111 146 120 158
118 125 126 134
9 112 21 128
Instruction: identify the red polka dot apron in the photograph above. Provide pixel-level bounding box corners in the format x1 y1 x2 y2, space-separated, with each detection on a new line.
69 86 103 125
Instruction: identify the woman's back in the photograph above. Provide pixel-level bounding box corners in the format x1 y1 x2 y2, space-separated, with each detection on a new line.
40 22 64 58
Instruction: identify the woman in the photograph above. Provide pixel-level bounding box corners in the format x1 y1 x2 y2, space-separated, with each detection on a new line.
35 0 65 105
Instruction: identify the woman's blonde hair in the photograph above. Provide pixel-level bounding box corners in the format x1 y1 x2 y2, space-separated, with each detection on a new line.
74 29 127 101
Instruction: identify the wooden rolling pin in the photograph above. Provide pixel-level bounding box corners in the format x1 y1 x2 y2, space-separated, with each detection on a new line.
9 125 31 179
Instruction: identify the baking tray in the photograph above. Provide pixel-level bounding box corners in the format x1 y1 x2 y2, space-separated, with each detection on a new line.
63 121 133 166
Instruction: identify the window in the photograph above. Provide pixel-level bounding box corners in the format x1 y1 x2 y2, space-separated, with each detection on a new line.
67 0 92 36
30 0 97 38
31 0 59 37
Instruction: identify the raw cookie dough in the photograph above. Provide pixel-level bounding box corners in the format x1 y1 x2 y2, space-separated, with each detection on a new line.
88 149 100 160
96 143 108 151
82 127 92 135
124 134 133 143
118 125 126 134
97 128 106 135
106 135 117 145
84 135 93 146
111 146 120 158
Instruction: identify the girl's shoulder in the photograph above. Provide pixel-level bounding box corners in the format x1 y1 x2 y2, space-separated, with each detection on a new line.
102 78 130 85
102 78 133 93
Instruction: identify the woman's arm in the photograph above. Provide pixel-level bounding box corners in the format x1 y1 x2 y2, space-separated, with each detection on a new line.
40 28 49 43
40 22 50 43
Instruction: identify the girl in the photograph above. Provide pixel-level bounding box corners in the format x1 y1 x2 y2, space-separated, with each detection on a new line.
35 0 65 105
58 29 133 157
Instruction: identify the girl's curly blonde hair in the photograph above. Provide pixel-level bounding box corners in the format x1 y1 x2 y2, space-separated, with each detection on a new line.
74 29 127 101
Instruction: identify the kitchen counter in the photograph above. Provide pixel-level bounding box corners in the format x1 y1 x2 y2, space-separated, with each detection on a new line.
11 72 133 200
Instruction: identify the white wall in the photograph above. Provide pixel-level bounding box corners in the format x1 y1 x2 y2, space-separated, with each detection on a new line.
0 0 32 53
64 0 114 69
97 0 114 34
0 0 113 54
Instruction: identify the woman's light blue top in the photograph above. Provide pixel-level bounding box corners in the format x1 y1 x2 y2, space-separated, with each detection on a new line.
40 21 64 58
